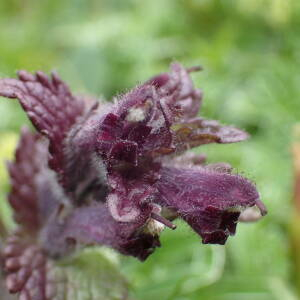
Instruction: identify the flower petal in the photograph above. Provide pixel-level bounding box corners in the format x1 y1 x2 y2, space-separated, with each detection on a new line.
148 63 203 120
156 166 264 244
40 203 160 261
106 172 156 222
173 117 249 152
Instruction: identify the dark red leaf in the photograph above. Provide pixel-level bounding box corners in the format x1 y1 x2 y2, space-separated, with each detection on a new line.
0 71 86 177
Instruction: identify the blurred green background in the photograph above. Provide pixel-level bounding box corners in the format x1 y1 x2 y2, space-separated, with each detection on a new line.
0 0 300 299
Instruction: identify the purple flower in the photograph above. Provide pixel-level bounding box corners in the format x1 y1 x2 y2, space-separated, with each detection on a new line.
0 63 266 298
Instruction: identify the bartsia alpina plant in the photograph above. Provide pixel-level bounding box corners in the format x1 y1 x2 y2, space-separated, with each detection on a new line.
0 63 267 299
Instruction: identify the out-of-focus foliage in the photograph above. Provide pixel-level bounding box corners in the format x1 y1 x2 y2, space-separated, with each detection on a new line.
0 0 299 299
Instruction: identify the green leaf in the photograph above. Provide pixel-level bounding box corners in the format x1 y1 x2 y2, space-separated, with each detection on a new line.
56 247 129 300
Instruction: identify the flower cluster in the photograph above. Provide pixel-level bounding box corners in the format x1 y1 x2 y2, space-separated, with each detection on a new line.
0 63 266 299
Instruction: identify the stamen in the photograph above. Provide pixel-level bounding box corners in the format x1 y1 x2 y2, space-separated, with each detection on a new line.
255 199 267 216
150 212 177 230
